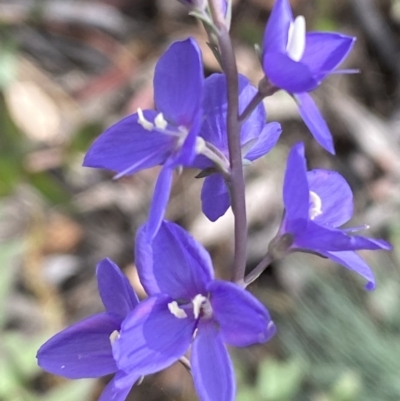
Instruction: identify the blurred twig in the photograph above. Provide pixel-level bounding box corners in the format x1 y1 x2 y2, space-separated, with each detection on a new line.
0 0 131 37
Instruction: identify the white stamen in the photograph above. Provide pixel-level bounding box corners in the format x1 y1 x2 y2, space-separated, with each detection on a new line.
192 294 207 319
155 112 168 130
195 137 206 154
109 330 120 344
168 301 188 319
309 190 322 220
286 16 306 62
137 108 154 131
176 126 189 148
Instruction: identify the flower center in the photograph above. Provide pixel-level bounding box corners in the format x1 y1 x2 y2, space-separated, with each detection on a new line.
286 15 306 62
137 108 180 137
168 301 188 319
192 294 213 319
167 294 213 320
109 330 120 344
309 190 322 220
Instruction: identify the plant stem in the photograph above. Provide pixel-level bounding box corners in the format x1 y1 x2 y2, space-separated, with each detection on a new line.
243 252 273 287
208 0 247 284
239 77 278 122
239 90 265 123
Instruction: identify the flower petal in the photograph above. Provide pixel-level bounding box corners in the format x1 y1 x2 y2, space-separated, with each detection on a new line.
321 250 376 291
301 32 356 81
172 112 203 168
154 38 203 127
244 122 282 161
198 74 228 153
294 92 335 154
262 0 293 54
263 52 318 93
306 169 353 227
97 258 139 320
283 143 309 232
295 222 392 252
113 295 195 375
37 313 120 379
135 220 214 299
83 110 174 176
201 174 230 222
146 165 174 240
191 321 235 401
239 80 268 146
98 371 138 401
208 280 276 347
198 74 264 157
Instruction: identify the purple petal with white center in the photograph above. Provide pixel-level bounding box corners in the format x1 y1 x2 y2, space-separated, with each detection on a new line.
294 92 335 154
201 174 230 222
83 110 175 176
306 169 353 228
263 52 318 93
98 371 138 401
191 321 235 401
321 250 376 290
244 122 282 161
294 222 392 252
135 220 214 299
301 32 356 82
283 143 309 232
208 280 276 347
113 295 195 375
262 0 293 54
37 313 120 379
154 38 203 127
146 165 174 240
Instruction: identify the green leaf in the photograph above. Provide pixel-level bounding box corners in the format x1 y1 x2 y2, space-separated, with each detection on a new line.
330 370 362 401
29 172 70 205
0 240 23 326
2 332 47 378
0 45 17 89
257 357 306 401
43 380 95 401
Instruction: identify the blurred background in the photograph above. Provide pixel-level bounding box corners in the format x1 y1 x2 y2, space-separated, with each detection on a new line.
1 0 400 400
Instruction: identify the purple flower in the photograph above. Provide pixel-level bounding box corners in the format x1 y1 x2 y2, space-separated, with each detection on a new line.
192 74 281 221
83 38 204 239
262 0 355 154
37 259 140 401
112 220 276 401
271 143 391 290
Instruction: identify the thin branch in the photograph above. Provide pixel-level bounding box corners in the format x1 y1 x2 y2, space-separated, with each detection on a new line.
243 252 273 287
239 90 265 123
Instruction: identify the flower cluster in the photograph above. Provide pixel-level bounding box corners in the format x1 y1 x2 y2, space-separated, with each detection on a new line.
37 1 391 401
